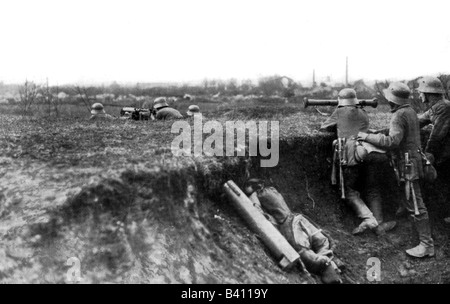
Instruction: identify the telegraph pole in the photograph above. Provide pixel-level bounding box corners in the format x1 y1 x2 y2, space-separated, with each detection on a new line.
313 69 316 88
345 56 348 86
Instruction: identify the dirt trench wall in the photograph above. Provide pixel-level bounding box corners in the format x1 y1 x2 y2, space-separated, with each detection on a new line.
29 154 316 283
29 133 341 284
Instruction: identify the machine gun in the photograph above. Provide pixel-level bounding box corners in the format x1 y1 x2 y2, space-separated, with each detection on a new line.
120 107 151 120
303 98 378 109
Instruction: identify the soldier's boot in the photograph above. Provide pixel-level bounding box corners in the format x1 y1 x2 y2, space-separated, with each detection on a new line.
375 221 397 236
369 198 384 224
299 249 342 284
346 191 378 235
369 198 397 235
349 198 378 235
352 217 378 235
320 263 342 284
406 218 435 258
299 249 329 278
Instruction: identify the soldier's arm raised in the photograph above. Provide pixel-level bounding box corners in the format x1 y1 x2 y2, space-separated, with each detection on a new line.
418 109 432 128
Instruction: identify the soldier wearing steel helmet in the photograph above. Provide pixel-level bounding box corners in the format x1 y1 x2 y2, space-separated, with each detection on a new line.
152 97 183 120
416 76 450 224
186 104 200 117
320 88 396 236
243 178 342 284
357 82 435 258
89 102 115 120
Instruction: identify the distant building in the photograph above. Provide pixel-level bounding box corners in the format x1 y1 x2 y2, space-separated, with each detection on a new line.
57 92 68 99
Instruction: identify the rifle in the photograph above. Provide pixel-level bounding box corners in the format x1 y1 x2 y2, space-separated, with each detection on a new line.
337 138 347 199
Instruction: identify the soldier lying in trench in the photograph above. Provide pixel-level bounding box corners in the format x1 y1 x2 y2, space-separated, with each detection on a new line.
243 178 343 284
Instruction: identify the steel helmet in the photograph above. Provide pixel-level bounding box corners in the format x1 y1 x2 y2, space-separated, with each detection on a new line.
416 76 445 94
91 102 105 115
153 97 169 110
383 82 410 105
338 88 358 106
186 105 200 116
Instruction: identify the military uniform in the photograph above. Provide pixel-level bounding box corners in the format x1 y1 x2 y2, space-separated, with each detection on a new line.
358 82 434 258
418 99 450 164
417 76 450 224
89 103 115 120
151 97 183 120
363 104 426 215
320 89 393 235
246 183 341 284
155 107 184 120
320 106 370 139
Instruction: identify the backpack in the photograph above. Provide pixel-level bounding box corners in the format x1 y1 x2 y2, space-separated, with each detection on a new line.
343 138 386 167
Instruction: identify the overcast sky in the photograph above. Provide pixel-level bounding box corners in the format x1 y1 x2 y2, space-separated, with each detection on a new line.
0 0 449 85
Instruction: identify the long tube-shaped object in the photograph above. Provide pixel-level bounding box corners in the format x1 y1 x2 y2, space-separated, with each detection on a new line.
303 98 378 108
223 180 300 270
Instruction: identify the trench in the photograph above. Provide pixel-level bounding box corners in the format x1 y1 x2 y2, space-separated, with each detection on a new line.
25 132 450 284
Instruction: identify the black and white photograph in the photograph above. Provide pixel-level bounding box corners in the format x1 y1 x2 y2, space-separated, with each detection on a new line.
1 0 450 288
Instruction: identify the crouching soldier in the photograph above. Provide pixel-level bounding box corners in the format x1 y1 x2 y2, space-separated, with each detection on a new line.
357 82 435 258
186 104 201 117
244 179 343 284
89 103 115 120
152 97 183 120
320 88 396 235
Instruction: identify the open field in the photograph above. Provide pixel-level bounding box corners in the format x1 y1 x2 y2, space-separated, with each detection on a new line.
0 97 449 284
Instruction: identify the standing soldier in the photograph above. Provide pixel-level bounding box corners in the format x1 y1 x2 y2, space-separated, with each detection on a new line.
357 82 435 258
416 76 450 223
320 88 396 235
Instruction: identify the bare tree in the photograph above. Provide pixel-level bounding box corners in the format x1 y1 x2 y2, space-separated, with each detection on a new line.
18 80 39 113
73 86 94 113
53 84 61 117
39 79 61 117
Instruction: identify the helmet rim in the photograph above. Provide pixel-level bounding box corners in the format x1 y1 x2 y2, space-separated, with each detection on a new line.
383 83 410 105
